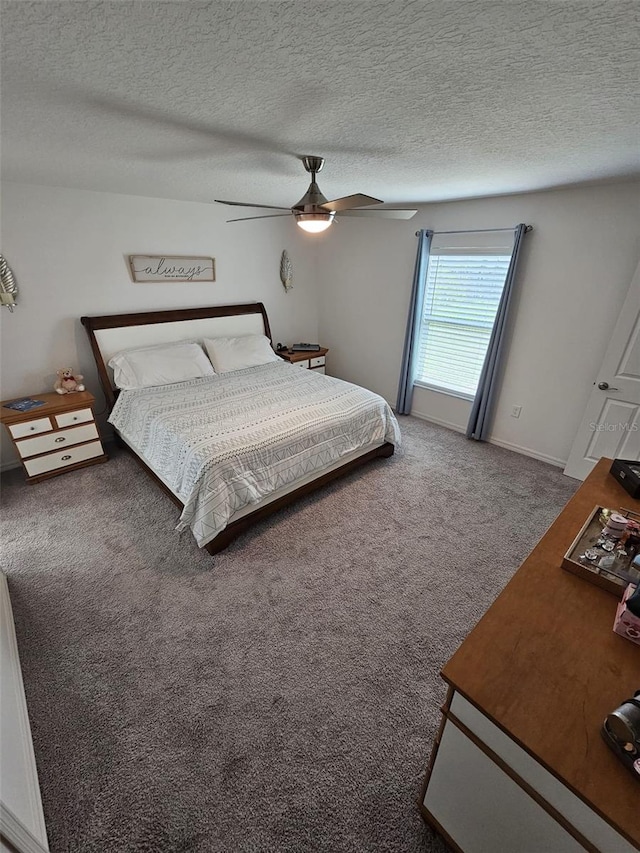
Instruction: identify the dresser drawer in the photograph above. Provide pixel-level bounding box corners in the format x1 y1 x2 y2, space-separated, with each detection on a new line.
24 440 104 477
294 359 310 369
447 692 635 852
8 416 52 439
310 355 326 368
16 422 99 459
424 720 585 853
54 407 93 428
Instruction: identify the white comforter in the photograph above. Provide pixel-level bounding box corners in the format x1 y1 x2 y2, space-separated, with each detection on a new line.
108 361 400 547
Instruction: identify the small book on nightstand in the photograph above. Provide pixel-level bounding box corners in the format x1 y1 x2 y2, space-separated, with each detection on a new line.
3 398 46 412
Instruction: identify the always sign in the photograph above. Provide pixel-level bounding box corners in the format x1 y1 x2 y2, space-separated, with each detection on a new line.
128 255 215 283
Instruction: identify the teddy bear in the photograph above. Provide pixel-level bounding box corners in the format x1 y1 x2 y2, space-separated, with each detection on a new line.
54 368 85 394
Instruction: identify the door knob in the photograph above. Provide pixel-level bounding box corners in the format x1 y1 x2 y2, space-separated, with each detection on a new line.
598 381 619 391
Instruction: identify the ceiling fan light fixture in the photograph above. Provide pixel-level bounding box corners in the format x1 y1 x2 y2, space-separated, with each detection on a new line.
295 211 335 233
217 156 416 229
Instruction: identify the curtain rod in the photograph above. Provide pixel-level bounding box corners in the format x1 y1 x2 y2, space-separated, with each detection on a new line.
415 225 533 237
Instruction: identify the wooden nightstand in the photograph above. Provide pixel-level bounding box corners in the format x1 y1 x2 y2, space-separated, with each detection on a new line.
0 391 108 483
278 347 328 374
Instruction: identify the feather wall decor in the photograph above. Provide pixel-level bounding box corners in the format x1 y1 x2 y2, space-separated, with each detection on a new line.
0 254 18 312
280 250 293 292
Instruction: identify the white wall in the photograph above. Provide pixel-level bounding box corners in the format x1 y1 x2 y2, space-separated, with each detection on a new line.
317 181 640 467
0 182 319 467
3 180 639 472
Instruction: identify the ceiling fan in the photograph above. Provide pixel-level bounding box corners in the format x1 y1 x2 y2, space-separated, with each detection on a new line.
215 156 417 233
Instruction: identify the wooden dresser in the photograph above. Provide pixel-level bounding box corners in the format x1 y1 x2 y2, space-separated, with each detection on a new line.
421 459 640 852
0 391 107 483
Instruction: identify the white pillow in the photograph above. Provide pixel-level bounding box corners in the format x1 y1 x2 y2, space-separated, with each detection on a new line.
203 335 280 373
108 342 215 390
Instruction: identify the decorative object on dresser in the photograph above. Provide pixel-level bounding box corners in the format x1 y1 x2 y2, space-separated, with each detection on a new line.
277 346 328 374
0 391 107 483
562 505 640 594
602 690 640 779
610 459 640 499
420 458 639 853
612 583 640 645
53 367 85 394
127 255 215 283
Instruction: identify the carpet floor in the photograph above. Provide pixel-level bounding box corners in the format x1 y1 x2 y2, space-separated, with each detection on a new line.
2 416 578 853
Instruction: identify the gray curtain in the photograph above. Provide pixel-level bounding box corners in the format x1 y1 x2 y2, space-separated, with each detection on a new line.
466 223 528 441
396 229 433 414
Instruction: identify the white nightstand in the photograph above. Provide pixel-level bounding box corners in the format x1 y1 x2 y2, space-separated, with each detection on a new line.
277 347 328 374
0 391 108 483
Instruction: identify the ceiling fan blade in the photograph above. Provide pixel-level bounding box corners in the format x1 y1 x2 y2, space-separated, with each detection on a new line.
339 208 418 220
215 199 291 211
321 193 383 212
226 214 293 223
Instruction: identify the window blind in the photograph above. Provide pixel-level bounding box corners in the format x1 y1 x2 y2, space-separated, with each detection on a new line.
415 253 511 397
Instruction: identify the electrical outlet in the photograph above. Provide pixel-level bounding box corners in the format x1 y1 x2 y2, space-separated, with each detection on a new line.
511 405 522 418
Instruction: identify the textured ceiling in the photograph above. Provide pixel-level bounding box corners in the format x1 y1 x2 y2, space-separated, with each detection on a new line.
1 1 638 208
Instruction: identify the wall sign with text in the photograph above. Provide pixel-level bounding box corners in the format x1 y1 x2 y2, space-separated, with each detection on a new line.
128 255 216 283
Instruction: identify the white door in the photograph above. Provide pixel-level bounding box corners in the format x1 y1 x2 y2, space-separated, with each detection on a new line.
564 261 640 480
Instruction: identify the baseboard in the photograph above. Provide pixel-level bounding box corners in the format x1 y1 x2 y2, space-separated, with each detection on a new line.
0 802 49 853
410 410 466 434
410 411 567 469
487 436 566 469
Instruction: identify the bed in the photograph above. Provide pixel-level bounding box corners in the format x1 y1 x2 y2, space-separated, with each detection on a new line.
81 303 399 554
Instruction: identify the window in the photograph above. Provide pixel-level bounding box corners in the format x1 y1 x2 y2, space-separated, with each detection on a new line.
414 236 513 399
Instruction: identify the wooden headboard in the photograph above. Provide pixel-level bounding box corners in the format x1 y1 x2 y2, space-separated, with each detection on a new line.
81 302 272 409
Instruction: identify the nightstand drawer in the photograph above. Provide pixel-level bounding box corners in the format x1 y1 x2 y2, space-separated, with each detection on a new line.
8 416 52 440
24 440 104 477
310 356 326 368
16 422 99 459
294 359 310 368
55 407 93 428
